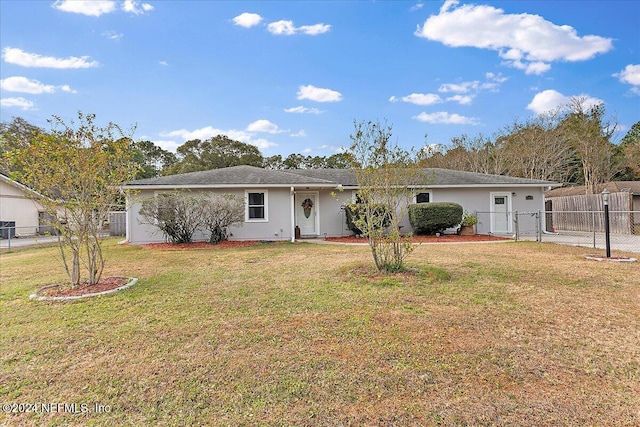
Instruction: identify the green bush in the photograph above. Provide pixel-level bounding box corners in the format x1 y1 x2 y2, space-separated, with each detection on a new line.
345 203 391 235
408 202 463 235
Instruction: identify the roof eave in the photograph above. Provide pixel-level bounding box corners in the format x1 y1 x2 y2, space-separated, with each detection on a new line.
123 183 340 190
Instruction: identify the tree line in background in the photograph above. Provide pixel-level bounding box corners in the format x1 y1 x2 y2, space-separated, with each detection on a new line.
1 96 638 193
418 98 639 192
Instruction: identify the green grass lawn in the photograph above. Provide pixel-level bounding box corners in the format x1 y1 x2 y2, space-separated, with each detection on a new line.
1 239 639 426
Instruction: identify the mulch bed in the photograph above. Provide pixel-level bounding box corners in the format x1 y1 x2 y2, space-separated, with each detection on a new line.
39 277 130 297
325 234 511 244
142 240 263 250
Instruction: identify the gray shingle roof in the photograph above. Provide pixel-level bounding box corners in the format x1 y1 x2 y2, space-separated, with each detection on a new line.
126 165 335 186
125 165 557 188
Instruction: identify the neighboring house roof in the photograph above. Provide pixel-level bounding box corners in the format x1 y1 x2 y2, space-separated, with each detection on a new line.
0 173 43 199
546 181 640 198
124 165 559 189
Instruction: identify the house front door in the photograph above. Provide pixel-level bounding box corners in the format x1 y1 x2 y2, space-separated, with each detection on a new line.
491 193 511 233
296 193 318 236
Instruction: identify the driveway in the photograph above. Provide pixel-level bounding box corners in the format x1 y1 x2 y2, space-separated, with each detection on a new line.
0 235 61 250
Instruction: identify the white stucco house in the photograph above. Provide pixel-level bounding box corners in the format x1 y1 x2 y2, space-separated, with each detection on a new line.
0 173 45 237
123 165 559 244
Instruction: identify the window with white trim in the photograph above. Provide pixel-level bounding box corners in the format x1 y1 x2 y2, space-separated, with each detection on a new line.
245 190 268 222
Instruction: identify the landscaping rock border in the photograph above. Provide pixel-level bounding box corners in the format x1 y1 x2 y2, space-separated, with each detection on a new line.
584 255 637 263
29 277 138 301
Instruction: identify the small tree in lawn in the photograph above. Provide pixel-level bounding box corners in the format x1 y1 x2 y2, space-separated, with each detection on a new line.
138 192 205 244
200 194 244 244
348 119 425 272
4 112 138 288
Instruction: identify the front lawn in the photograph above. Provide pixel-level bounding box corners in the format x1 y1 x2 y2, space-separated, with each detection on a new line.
1 239 638 426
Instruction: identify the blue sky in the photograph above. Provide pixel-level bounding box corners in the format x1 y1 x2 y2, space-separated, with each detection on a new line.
1 0 638 157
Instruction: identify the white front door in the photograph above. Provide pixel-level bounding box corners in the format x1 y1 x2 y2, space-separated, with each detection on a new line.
296 193 318 236
491 193 511 233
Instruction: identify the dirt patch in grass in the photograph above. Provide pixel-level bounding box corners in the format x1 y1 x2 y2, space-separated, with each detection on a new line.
37 276 130 297
325 234 510 244
142 240 263 250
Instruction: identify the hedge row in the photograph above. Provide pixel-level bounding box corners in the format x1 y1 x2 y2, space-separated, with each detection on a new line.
408 202 463 235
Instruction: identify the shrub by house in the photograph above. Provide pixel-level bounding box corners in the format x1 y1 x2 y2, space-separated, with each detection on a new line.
409 202 463 235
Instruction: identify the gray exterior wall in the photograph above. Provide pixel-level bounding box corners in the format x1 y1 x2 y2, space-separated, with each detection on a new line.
126 185 547 244
316 190 351 237
428 186 546 234
127 188 295 244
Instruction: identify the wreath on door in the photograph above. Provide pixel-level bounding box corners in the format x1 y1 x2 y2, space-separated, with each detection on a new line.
301 198 314 218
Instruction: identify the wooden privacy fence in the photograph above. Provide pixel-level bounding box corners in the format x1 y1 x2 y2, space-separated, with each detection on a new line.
108 211 126 236
548 192 636 234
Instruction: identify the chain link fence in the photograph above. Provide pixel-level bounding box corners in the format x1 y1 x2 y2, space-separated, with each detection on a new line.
474 210 640 253
0 212 125 252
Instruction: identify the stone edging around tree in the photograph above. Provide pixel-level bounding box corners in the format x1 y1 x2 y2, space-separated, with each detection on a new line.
29 277 138 302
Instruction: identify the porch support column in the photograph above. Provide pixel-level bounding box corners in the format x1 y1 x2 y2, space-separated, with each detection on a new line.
125 193 131 243
290 187 296 242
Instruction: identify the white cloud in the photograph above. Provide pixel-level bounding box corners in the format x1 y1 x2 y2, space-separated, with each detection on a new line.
439 76 503 94
446 95 473 105
53 0 152 16
413 111 480 125
1 76 55 94
389 93 442 106
0 76 77 94
160 125 277 150
298 23 331 35
267 20 331 35
246 119 285 134
122 0 154 14
2 47 99 69
419 143 446 157
103 30 123 40
248 138 277 150
267 20 297 35
284 106 323 114
148 139 181 152
614 64 640 94
410 3 424 12
506 58 551 75
438 81 479 93
1 97 35 110
233 12 263 28
290 130 307 137
161 126 226 141
159 61 168 66
415 0 612 74
486 72 508 83
297 85 342 102
527 89 603 114
394 74 505 109
52 0 116 16
527 90 567 114
59 85 77 94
